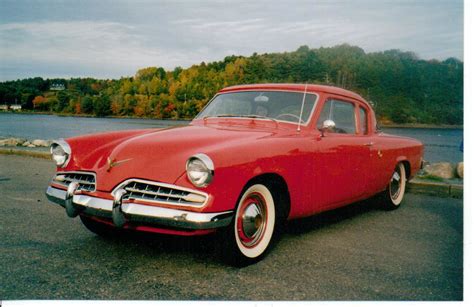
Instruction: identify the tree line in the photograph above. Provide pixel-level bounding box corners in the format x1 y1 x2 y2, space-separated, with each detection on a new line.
0 44 463 124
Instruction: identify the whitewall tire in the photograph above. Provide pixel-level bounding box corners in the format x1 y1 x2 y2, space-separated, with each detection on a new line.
234 184 275 258
383 162 407 210
221 183 278 266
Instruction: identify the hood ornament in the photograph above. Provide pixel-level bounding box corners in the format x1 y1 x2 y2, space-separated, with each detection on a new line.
106 157 132 172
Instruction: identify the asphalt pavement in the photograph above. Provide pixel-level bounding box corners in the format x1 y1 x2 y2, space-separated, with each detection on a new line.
0 154 463 300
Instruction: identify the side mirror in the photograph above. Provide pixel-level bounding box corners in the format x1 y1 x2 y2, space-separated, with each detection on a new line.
321 119 336 136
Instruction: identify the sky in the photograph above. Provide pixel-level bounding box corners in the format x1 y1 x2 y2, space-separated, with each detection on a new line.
0 0 464 81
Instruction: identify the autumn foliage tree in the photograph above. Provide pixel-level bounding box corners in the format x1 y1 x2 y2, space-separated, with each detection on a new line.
0 44 463 124
32 95 49 110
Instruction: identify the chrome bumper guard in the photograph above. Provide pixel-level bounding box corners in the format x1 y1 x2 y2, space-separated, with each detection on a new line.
45 186 233 230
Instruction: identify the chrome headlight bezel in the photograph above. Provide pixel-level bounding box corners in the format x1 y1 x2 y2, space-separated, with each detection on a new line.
186 153 214 188
50 139 71 168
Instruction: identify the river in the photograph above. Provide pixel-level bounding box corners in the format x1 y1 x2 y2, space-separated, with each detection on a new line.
0 113 463 163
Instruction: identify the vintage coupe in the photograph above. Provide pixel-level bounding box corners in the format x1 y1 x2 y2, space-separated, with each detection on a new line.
46 84 423 265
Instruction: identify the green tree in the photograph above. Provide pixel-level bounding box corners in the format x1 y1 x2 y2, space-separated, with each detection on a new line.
93 94 111 117
81 96 94 114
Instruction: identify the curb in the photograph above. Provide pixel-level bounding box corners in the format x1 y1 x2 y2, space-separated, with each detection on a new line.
407 180 463 199
0 147 51 159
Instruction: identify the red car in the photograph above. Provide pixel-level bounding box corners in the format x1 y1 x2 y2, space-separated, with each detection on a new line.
46 84 423 265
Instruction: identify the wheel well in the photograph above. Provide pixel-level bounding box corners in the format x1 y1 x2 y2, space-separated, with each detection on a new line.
401 160 411 179
242 173 291 221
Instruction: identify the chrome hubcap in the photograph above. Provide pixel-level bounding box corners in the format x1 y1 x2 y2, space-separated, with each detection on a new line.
242 203 263 238
237 193 267 248
390 167 402 200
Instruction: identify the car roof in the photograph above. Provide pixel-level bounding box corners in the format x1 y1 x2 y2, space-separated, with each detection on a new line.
219 83 368 105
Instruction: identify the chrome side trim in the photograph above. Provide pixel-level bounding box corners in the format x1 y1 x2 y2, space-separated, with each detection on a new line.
45 186 232 230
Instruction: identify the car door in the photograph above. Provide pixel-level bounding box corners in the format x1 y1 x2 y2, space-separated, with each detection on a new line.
314 98 371 209
355 104 387 194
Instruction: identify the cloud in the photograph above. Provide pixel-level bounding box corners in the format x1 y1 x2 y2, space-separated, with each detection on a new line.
189 18 266 32
0 21 205 79
0 0 463 81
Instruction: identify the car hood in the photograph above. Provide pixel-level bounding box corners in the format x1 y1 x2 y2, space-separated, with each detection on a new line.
75 124 275 192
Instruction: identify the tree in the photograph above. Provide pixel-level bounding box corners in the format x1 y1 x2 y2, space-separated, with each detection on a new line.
55 91 70 112
81 96 94 114
0 45 463 125
32 95 48 110
93 94 111 117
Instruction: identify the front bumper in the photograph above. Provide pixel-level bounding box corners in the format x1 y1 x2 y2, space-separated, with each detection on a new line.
45 186 233 230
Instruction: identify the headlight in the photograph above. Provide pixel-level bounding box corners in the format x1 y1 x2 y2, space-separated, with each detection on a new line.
50 139 71 168
186 154 214 187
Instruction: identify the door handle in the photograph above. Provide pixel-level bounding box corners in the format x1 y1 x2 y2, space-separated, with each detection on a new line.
364 142 374 147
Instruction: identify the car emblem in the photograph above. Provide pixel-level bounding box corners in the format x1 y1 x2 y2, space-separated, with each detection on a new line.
106 157 132 172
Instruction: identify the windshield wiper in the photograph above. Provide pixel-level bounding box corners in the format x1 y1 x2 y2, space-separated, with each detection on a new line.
203 114 278 126
241 114 278 124
203 114 239 120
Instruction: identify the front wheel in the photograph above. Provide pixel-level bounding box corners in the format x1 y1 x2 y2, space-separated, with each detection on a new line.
220 183 278 266
381 162 407 210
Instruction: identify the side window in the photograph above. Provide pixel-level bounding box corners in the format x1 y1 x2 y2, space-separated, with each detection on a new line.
359 107 368 134
316 101 331 128
317 99 356 134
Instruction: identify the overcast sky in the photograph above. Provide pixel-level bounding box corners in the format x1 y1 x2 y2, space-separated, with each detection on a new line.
0 0 463 81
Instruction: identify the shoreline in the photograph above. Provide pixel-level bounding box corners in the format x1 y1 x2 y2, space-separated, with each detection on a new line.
0 111 463 129
0 111 192 122
379 123 463 129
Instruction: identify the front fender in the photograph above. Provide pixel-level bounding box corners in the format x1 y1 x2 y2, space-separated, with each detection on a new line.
60 129 156 171
174 135 316 216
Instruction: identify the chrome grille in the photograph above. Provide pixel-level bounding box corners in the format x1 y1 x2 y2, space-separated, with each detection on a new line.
118 180 207 207
52 172 96 192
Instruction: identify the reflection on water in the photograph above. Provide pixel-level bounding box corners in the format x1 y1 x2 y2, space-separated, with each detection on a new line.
0 113 463 163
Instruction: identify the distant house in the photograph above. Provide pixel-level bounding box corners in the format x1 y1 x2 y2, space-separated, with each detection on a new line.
0 104 8 111
50 83 65 91
10 104 22 110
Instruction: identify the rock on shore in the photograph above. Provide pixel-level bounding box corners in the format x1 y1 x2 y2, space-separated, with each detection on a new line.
0 137 52 148
32 139 52 147
423 162 460 179
0 138 27 146
457 162 463 179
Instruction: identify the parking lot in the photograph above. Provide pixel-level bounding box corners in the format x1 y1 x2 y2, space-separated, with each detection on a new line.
0 154 463 300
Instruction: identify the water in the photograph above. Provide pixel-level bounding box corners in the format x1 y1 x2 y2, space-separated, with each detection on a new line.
0 113 463 163
0 113 188 139
382 127 463 163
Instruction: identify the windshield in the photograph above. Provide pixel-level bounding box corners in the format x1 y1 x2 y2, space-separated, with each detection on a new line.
195 91 318 125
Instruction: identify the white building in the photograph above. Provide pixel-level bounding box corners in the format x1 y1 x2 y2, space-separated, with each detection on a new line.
10 104 22 110
50 83 65 91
